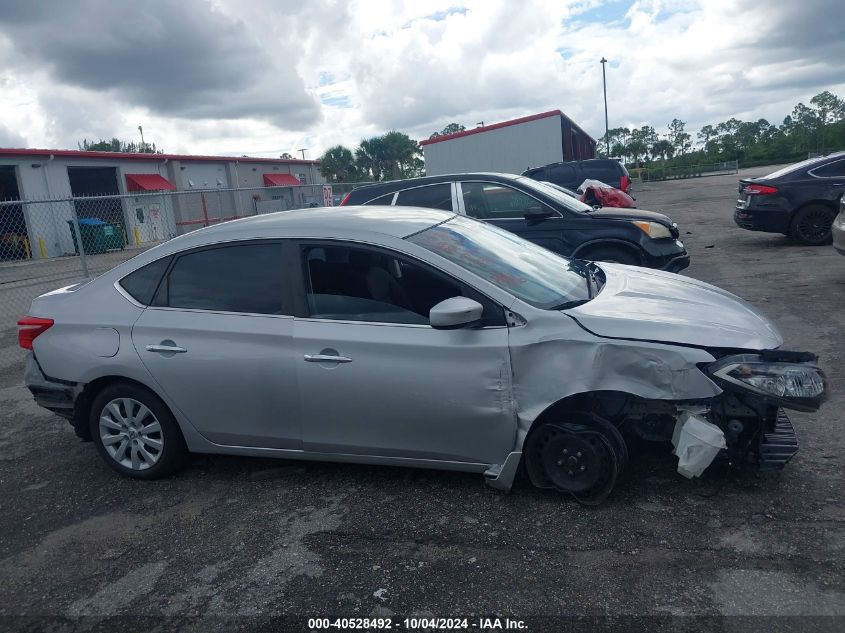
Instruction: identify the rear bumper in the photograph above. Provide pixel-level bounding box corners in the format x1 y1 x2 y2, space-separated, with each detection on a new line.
24 354 79 420
734 205 792 234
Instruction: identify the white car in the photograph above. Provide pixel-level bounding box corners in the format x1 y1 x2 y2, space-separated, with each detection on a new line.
19 207 826 504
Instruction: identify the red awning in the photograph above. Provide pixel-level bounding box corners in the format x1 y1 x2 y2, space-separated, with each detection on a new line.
125 173 176 192
263 173 302 186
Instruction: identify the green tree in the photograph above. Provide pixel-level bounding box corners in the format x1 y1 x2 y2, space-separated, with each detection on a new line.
810 91 845 151
355 137 388 181
381 131 421 179
430 122 466 139
319 145 357 182
651 138 674 162
78 137 160 153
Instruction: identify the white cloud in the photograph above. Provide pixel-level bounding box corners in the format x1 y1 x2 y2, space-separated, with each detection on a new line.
0 0 841 158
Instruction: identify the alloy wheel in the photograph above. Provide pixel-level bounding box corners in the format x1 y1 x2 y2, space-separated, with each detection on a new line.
796 208 832 243
99 397 164 471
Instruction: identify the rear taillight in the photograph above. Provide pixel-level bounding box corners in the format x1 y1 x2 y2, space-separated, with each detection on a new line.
339 192 351 206
745 184 778 195
620 175 630 192
17 316 53 350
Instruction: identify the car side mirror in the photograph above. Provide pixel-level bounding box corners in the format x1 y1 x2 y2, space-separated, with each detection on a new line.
429 297 484 330
524 205 554 221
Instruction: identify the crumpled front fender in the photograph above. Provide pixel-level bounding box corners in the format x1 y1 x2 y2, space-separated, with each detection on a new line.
508 312 721 449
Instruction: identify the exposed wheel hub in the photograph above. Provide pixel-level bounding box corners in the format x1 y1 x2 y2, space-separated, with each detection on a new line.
541 432 606 492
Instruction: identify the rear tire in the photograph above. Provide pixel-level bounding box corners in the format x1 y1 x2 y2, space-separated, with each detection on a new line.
89 381 187 479
789 204 834 245
581 245 640 266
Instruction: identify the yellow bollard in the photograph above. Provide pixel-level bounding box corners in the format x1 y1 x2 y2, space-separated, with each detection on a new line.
37 236 47 259
133 226 141 245
23 237 31 259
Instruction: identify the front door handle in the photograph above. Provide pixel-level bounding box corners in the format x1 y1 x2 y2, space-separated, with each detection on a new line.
304 354 352 363
146 343 187 354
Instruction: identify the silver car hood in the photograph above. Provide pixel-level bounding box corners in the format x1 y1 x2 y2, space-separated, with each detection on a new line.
565 264 783 350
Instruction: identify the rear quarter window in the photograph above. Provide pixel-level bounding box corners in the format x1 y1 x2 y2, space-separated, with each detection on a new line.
809 160 845 178
118 256 171 305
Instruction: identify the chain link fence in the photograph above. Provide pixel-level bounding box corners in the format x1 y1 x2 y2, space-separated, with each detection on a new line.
0 183 341 366
632 160 739 182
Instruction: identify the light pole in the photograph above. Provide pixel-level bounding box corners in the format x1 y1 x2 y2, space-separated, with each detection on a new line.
600 57 610 156
138 125 145 151
297 148 309 160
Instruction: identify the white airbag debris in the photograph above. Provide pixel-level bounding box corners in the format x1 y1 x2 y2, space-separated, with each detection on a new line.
671 412 727 478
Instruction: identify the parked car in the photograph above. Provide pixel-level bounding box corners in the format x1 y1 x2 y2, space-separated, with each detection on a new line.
20 207 826 504
341 173 689 271
833 196 845 255
523 158 632 193
734 152 845 245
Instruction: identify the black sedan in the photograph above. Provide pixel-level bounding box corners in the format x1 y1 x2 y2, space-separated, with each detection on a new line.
734 152 845 245
341 173 689 271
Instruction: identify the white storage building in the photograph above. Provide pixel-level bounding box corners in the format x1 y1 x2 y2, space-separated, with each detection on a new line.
420 110 597 176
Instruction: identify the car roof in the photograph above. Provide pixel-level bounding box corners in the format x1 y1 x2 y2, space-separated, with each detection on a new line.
191 205 452 241
346 173 523 198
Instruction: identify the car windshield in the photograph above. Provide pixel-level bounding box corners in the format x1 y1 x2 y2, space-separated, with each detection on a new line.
407 215 591 309
514 177 594 213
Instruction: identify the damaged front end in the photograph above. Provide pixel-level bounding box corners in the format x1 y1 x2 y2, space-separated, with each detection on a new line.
702 350 826 471
620 350 827 478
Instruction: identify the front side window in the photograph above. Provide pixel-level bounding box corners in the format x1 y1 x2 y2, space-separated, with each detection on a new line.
394 184 453 211
407 215 591 309
461 182 551 219
154 243 286 314
303 244 502 325
515 177 593 213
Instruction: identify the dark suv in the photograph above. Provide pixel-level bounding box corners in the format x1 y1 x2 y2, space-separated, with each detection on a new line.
522 159 631 193
735 152 845 245
341 173 688 271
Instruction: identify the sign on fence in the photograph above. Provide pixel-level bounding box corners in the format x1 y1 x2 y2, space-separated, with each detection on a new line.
322 185 333 207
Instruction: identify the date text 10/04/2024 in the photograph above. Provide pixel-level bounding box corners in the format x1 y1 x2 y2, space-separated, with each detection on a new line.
306 617 528 630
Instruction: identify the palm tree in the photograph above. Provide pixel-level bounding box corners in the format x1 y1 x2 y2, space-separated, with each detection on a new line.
319 145 357 182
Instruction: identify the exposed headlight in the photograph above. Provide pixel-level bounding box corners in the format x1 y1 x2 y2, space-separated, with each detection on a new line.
632 221 672 239
707 353 827 411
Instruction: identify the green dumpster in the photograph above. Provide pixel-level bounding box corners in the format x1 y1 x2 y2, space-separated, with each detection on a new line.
67 218 125 255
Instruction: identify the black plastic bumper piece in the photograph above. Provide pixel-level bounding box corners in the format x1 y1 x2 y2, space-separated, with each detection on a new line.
758 408 799 470
661 253 691 273
24 354 77 420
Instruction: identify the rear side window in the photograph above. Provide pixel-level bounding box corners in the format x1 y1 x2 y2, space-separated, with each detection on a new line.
154 243 287 314
810 160 845 178
365 192 395 205
548 164 577 185
395 184 453 211
119 256 171 305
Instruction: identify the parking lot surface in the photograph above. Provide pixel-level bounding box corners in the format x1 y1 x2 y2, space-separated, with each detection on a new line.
1 168 843 629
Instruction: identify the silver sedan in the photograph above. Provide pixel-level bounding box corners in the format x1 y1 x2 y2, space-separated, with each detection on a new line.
20 207 826 504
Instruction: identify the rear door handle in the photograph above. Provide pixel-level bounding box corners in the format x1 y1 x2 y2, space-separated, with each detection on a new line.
304 354 351 363
146 344 187 354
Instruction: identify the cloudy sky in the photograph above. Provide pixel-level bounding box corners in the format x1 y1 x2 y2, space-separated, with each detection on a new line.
0 0 842 158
